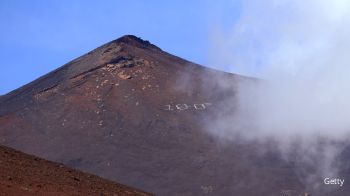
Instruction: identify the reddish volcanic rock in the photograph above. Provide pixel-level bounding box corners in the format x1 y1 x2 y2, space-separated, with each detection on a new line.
0 145 151 196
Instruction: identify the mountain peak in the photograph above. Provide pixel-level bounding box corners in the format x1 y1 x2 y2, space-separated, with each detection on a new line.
112 35 161 51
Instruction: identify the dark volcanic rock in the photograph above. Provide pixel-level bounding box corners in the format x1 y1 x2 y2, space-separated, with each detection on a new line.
0 35 349 195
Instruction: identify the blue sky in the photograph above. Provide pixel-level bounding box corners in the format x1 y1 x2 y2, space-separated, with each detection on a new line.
0 1 241 95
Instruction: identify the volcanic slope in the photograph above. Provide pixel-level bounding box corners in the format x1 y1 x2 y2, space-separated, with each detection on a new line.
1 35 349 195
0 145 151 196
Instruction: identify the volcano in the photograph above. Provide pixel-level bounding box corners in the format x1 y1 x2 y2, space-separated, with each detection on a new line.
0 35 349 195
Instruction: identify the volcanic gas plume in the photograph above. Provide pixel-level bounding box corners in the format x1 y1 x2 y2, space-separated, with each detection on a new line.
207 0 350 191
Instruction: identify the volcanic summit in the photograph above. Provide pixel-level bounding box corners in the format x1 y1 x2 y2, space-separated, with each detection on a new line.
1 35 349 195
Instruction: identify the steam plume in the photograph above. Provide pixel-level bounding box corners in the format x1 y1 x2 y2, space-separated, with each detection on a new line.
207 0 350 189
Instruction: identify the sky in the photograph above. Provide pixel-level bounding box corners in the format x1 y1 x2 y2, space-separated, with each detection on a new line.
0 0 241 95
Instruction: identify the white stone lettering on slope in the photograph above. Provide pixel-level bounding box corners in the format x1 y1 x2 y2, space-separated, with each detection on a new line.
163 103 212 111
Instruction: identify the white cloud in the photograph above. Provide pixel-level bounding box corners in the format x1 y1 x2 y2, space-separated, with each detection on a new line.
207 0 350 188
